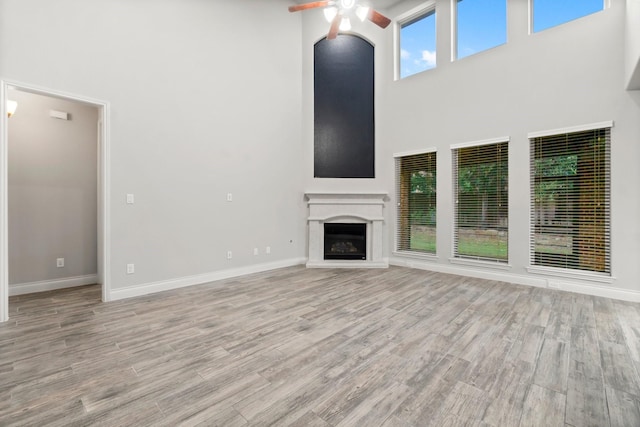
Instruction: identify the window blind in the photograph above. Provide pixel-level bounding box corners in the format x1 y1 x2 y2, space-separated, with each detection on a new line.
530 127 611 274
395 151 437 254
452 141 509 262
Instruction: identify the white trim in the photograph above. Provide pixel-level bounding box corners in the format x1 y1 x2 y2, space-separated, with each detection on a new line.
527 120 614 139
393 147 437 158
449 257 512 271
450 0 458 61
392 251 438 261
526 265 614 284
0 83 8 322
0 79 111 322
450 136 510 150
307 259 389 269
390 256 640 302
305 191 388 200
110 258 306 301
308 214 385 222
100 101 111 303
395 0 437 24
544 279 637 301
528 0 533 35
9 275 98 296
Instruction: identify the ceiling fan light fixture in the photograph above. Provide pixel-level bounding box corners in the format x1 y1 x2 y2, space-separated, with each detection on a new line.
339 17 351 31
323 6 338 23
340 0 356 10
355 5 369 22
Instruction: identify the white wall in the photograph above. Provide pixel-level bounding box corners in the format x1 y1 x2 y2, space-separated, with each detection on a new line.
374 0 640 297
0 0 305 297
626 0 640 89
2 0 638 302
300 0 640 298
8 90 98 287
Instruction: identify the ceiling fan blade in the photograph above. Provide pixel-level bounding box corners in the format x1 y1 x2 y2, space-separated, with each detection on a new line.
368 9 391 29
288 1 332 13
326 13 341 40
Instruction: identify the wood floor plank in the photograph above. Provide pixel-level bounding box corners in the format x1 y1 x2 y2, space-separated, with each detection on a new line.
532 338 570 394
606 386 640 427
614 301 640 364
599 339 640 396
565 359 608 427
2 265 638 426
519 384 565 427
482 360 530 426
432 380 489 425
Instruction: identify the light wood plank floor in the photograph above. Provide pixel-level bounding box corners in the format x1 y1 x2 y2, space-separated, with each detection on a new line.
1 266 640 426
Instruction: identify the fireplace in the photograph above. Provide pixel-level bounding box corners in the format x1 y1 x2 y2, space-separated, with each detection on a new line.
324 223 366 260
305 192 388 268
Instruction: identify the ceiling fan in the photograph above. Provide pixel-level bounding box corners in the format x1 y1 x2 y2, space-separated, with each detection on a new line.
289 0 391 40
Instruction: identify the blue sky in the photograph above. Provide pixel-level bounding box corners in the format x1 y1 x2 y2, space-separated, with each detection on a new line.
400 0 604 79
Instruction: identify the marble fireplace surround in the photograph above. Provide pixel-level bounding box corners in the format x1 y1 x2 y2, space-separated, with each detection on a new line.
305 192 388 268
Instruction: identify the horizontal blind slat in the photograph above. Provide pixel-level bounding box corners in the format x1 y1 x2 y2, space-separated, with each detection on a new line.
530 127 611 274
396 152 437 254
453 141 508 263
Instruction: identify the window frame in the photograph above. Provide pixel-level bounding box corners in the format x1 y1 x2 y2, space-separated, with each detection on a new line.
529 0 608 34
452 0 508 61
394 148 438 257
451 137 510 265
395 1 437 80
528 121 613 278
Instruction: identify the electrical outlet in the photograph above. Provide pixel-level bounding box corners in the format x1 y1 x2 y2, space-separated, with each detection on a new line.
253 247 259 256
266 246 271 254
127 263 135 274
227 251 233 260
56 258 64 268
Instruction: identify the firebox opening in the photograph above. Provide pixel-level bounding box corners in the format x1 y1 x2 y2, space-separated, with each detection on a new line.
324 223 366 260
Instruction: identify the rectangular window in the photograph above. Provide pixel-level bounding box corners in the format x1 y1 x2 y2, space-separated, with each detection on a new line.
395 150 437 254
455 0 507 60
530 127 611 274
453 140 508 262
532 0 604 33
399 6 436 79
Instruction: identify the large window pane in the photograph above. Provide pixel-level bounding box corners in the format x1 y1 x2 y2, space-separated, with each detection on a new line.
456 0 507 60
533 0 604 33
399 9 436 79
530 128 611 274
396 151 437 254
453 141 509 262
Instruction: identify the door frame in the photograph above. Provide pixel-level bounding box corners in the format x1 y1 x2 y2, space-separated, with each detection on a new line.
0 80 111 321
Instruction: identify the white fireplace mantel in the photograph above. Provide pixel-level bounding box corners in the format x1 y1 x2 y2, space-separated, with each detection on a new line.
305 192 388 268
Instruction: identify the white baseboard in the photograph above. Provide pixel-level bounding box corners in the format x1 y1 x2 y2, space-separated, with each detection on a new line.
306 259 389 268
390 256 640 302
10 274 99 296
109 258 307 301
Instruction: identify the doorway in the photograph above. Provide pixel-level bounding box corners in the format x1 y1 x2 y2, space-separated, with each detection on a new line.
0 81 110 321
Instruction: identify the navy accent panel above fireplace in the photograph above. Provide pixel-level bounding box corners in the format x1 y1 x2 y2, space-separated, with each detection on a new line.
314 34 375 178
